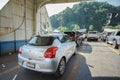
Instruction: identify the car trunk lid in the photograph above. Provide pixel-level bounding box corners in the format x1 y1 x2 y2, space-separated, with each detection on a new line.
21 45 51 60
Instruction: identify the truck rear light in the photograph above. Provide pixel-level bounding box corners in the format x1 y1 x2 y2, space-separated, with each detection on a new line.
44 46 58 58
18 47 22 54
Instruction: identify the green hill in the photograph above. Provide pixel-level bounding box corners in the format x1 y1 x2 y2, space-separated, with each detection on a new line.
50 1 120 31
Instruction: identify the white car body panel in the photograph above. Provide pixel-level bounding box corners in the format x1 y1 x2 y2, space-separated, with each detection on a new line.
18 33 76 73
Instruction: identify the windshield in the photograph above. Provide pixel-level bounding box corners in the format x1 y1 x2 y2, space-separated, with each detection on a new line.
28 36 54 46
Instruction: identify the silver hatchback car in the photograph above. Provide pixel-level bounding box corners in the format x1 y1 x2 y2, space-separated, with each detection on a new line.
18 33 76 76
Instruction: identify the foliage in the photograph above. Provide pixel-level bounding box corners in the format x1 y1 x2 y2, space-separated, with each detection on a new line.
50 1 120 31
72 24 80 31
57 26 68 32
89 25 94 31
103 25 115 29
115 25 120 29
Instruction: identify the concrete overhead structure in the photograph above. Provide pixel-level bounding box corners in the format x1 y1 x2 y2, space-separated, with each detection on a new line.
0 0 89 55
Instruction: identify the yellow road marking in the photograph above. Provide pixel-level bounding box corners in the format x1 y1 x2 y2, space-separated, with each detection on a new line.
103 43 120 55
0 65 20 76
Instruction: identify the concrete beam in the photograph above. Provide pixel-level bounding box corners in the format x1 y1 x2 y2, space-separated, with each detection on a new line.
36 0 90 4
35 0 91 10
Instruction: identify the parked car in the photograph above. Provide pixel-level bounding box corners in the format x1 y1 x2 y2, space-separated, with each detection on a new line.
78 32 87 41
64 31 82 47
106 30 120 49
76 31 85 41
101 31 112 42
18 33 76 76
87 31 99 41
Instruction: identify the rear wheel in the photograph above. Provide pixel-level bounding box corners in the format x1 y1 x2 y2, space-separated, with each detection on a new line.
73 48 77 55
87 38 89 41
106 38 108 44
96 39 98 41
118 45 120 52
112 40 118 49
56 58 66 77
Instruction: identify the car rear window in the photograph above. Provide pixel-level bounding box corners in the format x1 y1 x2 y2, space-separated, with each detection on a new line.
88 32 97 34
28 36 54 46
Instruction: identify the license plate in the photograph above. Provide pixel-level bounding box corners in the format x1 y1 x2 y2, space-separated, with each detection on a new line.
26 62 35 69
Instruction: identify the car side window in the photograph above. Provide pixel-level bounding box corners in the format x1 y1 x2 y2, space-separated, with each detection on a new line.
116 31 120 36
59 35 72 43
111 32 115 36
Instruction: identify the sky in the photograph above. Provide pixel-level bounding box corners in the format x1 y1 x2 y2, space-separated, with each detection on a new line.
46 0 120 16
0 0 9 10
0 0 120 16
96 0 120 6
46 2 80 16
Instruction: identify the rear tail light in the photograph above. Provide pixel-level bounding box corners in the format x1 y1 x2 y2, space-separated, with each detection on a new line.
18 47 22 54
44 46 58 58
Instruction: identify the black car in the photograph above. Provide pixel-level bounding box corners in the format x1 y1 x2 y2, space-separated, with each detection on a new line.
64 31 82 47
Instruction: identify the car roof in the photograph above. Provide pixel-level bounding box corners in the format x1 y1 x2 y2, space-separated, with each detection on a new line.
88 31 97 32
64 31 75 32
34 33 67 37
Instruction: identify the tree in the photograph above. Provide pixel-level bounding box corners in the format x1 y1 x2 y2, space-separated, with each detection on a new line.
50 2 120 31
89 25 94 31
115 25 120 29
72 24 80 31
57 26 68 32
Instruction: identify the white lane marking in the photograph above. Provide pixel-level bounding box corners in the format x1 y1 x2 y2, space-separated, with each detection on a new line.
12 74 18 80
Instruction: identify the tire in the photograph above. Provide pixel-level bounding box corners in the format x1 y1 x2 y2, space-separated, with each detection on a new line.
75 40 79 47
82 38 84 41
96 39 98 41
118 45 120 51
76 43 79 47
103 39 106 42
87 38 89 41
73 48 77 55
118 45 120 52
112 40 118 49
106 38 108 44
56 58 66 77
106 41 109 44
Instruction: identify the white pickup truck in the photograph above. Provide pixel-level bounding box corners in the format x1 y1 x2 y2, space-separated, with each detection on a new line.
87 31 99 41
106 30 120 49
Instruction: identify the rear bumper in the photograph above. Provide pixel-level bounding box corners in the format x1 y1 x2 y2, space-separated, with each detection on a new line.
18 55 58 73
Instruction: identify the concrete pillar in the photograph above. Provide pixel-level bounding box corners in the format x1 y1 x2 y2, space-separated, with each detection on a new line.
0 0 52 54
